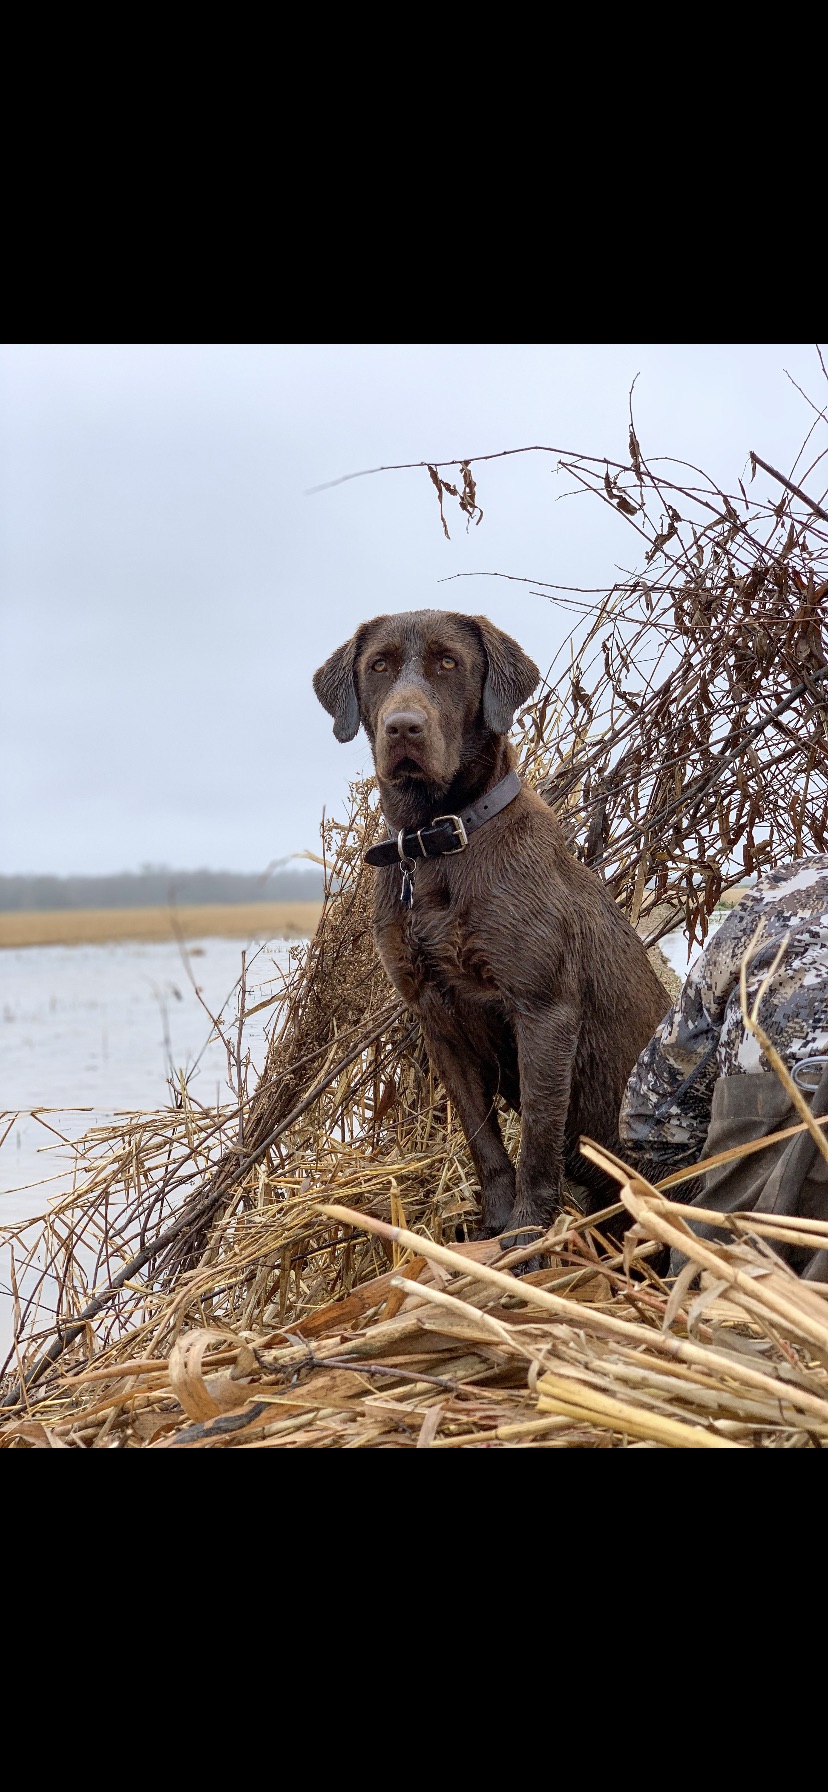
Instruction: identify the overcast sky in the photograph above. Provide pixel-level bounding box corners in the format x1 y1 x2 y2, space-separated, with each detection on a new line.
1 342 824 877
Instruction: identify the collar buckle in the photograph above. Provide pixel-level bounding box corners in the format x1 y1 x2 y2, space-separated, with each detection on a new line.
432 813 469 853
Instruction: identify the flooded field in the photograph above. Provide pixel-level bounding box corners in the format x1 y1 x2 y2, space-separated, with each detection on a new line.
0 933 304 1222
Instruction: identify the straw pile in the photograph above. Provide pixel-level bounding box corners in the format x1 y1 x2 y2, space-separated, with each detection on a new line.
2 377 828 1446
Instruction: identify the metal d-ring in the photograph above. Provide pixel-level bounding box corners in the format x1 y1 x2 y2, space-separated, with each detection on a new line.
792 1055 828 1091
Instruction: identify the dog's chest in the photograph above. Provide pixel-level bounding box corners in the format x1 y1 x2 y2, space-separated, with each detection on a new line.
374 875 500 1011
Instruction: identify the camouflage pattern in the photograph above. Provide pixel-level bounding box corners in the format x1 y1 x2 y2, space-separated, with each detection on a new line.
620 856 828 1187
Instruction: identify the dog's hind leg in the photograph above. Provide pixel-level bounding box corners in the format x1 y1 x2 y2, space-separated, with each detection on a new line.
504 1000 580 1265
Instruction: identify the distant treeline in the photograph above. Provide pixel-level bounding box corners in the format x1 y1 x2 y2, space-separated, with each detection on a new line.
0 866 325 912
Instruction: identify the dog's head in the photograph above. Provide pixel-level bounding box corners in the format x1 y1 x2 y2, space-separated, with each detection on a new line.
313 610 539 789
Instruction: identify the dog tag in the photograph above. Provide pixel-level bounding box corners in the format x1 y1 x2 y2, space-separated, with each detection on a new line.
399 858 416 909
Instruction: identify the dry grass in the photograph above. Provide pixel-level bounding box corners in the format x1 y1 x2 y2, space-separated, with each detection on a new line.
2 382 827 1446
2 1172 826 1450
0 902 323 949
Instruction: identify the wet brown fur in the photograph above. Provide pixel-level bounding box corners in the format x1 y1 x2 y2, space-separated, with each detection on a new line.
314 610 669 1254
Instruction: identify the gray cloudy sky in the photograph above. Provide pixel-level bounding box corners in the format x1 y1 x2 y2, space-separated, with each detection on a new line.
1 342 823 876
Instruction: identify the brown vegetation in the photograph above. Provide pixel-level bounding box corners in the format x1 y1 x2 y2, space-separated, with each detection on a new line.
2 365 827 1445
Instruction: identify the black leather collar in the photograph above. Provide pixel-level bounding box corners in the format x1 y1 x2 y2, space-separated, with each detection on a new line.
363 769 522 868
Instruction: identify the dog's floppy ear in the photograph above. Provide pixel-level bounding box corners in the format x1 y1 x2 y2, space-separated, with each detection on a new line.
472 616 540 733
313 630 364 742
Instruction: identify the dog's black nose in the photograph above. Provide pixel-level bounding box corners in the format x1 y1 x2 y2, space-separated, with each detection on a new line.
384 709 426 739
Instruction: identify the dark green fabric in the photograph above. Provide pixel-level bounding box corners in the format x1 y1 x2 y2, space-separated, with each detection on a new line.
670 1071 828 1282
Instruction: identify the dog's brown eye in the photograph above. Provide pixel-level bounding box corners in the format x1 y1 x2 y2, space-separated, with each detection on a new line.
372 658 387 672
440 656 456 670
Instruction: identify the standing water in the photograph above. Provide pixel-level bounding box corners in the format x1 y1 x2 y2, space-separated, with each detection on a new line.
0 934 303 1358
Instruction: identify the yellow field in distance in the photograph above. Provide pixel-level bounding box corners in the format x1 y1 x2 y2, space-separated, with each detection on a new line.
0 884 749 949
0 902 324 949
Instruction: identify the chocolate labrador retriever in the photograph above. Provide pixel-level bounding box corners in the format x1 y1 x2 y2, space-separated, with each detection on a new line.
314 610 668 1256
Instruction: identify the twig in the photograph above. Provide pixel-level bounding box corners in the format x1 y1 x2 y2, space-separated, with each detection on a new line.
304 444 630 497
749 451 828 524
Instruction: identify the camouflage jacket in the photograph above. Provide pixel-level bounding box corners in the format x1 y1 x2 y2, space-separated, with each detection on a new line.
619 856 828 1186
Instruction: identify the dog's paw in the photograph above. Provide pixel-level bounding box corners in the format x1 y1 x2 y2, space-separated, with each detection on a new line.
498 1227 539 1251
497 1213 548 1277
478 1178 517 1237
509 1251 544 1277
498 1230 544 1278
518 1258 543 1277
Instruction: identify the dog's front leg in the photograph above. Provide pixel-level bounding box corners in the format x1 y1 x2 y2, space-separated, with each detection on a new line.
505 1001 580 1259
419 1015 516 1237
